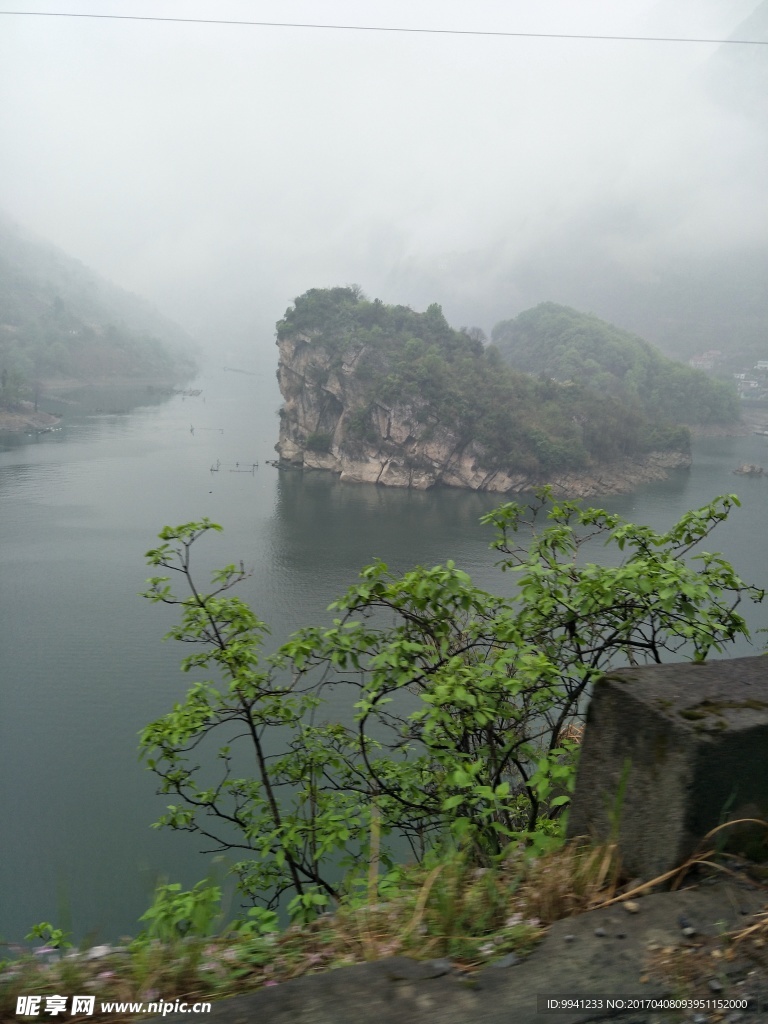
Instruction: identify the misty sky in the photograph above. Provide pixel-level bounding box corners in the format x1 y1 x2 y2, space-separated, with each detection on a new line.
1 0 766 352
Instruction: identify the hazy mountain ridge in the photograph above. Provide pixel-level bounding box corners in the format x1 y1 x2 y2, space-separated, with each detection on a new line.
0 213 197 386
491 302 740 425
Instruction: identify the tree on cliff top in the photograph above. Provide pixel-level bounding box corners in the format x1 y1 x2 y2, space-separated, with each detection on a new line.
140 491 763 922
276 288 691 474
492 302 739 426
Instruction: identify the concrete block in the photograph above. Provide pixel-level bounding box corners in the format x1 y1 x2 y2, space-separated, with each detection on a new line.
567 655 768 880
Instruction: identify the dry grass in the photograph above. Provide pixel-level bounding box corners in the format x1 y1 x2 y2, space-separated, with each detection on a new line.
517 841 623 923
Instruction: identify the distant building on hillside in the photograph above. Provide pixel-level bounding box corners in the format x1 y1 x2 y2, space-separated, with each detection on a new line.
736 377 766 399
688 349 723 370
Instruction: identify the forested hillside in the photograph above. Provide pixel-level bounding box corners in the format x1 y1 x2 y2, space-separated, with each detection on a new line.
277 287 691 476
491 303 739 427
0 213 196 398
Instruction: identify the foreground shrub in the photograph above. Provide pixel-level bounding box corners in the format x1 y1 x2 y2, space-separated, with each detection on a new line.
140 490 763 918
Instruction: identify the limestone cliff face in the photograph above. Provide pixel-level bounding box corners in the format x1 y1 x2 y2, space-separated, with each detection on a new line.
275 334 691 498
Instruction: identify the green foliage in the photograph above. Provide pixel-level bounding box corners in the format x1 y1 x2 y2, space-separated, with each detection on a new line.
305 431 332 452
138 881 223 943
140 494 763 919
227 906 280 938
344 404 378 444
491 302 739 427
141 521 358 918
377 846 535 960
25 923 72 951
275 287 363 355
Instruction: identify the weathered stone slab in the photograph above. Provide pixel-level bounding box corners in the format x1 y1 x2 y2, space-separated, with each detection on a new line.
567 655 768 879
339 458 384 484
378 460 413 488
303 450 341 472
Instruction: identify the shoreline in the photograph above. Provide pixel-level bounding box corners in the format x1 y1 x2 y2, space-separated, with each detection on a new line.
277 448 693 500
0 375 193 434
0 402 62 434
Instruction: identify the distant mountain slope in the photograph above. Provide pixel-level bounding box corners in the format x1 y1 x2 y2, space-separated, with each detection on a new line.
0 212 197 385
491 303 740 426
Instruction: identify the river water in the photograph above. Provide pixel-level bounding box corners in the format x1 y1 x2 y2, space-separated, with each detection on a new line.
2 361 767 944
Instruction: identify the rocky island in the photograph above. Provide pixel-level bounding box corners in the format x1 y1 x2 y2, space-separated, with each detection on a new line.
274 288 717 498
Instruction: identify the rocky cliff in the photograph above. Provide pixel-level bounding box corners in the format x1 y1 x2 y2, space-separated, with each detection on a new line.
275 332 691 499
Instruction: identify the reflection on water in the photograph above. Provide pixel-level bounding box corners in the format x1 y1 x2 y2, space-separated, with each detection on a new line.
1 364 766 942
270 470 506 594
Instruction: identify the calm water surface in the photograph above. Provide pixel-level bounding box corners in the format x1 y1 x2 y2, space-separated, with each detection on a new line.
2 363 767 942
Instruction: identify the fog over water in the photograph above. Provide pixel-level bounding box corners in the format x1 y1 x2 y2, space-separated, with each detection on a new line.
1 0 766 351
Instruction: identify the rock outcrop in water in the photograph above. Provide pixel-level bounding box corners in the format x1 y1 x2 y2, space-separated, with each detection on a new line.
274 289 692 499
